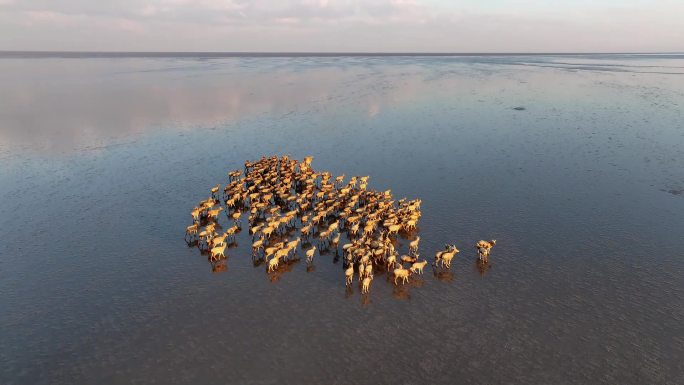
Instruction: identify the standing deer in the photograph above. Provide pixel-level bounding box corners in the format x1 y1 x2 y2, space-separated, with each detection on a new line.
434 244 459 269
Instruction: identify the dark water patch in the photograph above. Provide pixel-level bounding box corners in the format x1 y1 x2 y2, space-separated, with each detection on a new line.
662 188 684 196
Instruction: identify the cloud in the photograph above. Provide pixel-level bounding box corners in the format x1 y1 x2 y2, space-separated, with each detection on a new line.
0 0 682 51
0 0 422 23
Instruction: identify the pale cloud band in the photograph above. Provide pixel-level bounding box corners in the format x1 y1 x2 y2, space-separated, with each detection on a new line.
0 0 682 52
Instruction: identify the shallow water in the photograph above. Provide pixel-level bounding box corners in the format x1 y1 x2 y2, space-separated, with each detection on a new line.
1 54 683 384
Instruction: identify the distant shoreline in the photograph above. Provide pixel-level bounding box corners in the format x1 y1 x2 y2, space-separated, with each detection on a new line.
1 51 683 59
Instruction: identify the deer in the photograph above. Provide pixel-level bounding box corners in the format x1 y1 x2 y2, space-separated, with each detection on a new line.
410 260 428 275
386 253 398 270
401 254 418 265
204 223 216 235
191 207 202 222
330 233 341 248
409 236 420 254
345 263 354 286
225 225 239 241
434 245 459 269
286 238 301 254
252 238 265 255
393 266 410 285
228 170 241 181
475 239 496 263
319 229 332 243
305 246 317 263
231 211 241 225
361 276 372 294
185 223 199 238
262 225 275 238
300 223 312 239
274 248 290 262
210 244 226 262
264 245 280 260
210 232 228 248
186 155 427 290
404 219 417 232
364 264 373 280
198 229 214 249
349 222 360 237
250 224 263 236
387 224 402 236
268 255 281 272
363 223 376 237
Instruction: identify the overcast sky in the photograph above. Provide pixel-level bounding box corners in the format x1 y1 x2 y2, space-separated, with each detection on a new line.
1 0 682 52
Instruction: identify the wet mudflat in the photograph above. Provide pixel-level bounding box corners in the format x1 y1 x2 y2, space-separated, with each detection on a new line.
0 54 683 384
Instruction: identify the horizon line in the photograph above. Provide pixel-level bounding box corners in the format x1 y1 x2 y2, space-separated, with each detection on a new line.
1 50 683 58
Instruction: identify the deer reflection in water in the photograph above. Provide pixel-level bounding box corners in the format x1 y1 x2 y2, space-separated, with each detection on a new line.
475 259 492 277
211 260 227 273
407 275 425 289
361 293 372 306
392 285 411 301
345 284 354 299
433 269 454 282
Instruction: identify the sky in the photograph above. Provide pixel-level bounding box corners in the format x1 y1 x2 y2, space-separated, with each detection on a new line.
0 0 682 52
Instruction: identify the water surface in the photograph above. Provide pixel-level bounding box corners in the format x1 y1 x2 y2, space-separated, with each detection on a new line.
1 54 683 384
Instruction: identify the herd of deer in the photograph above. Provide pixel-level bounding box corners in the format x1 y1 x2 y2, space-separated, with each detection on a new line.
185 155 496 295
